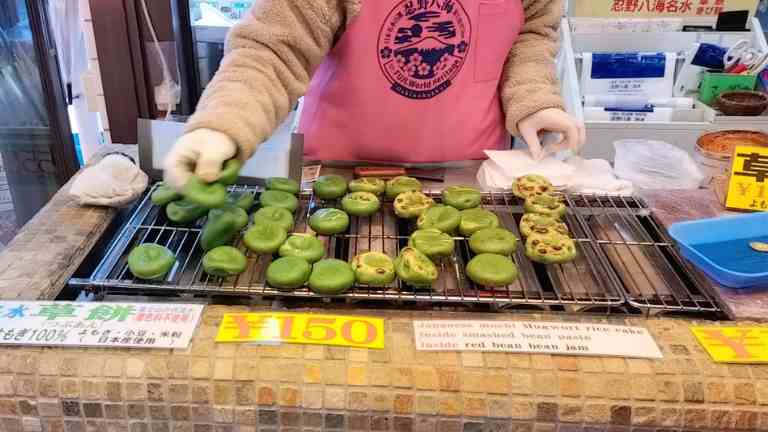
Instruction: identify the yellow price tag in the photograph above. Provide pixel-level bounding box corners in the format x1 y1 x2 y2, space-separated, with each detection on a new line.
691 326 768 364
215 312 385 349
725 145 768 211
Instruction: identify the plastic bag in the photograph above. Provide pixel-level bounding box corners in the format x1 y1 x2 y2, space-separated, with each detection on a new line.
613 139 704 189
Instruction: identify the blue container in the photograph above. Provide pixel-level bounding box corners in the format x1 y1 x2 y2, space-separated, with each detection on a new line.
668 212 768 289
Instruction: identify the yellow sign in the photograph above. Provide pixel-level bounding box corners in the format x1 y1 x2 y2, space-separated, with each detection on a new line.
691 326 768 363
572 0 758 18
726 145 768 211
215 312 385 349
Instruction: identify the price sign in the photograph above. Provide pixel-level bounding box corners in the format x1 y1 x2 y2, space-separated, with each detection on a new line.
725 145 768 211
215 312 385 349
691 326 768 363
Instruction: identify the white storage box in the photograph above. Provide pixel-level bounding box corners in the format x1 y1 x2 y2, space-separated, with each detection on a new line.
559 16 768 161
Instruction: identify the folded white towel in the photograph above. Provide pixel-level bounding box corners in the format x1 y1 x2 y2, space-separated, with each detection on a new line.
69 154 148 207
477 150 634 195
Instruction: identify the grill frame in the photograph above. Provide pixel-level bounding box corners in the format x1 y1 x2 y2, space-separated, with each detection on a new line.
71 183 723 316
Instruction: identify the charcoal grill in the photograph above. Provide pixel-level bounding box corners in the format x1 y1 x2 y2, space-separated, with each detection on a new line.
70 184 723 316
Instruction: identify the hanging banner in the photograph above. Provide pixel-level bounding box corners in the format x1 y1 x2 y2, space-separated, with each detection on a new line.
571 0 759 18
0 302 204 349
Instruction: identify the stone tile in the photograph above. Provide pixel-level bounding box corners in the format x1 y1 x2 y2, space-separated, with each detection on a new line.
370 365 390 387
212 406 234 424
83 403 103 418
15 377 36 397
657 407 681 427
631 406 656 426
103 404 124 420
537 402 558 423
62 401 81 417
347 414 370 431
213 359 233 380
144 358 167 379
0 375 14 396
413 367 438 390
146 383 164 402
437 368 460 392
392 367 413 388
710 409 735 430
348 364 368 386
393 393 413 414
393 416 412 432
23 418 42 432
414 395 436 415
371 392 393 412
278 386 300 407
166 357 188 379
103 358 124 378
126 404 146 419
190 406 211 422
656 379 681 402
436 420 461 432
485 373 510 395
106 382 122 402
683 381 705 403
0 399 19 415
148 405 168 421
301 386 321 409
705 381 731 403
510 400 534 420
533 373 558 396
303 363 322 384
170 406 190 422
213 382 233 405
438 394 461 416
125 359 144 378
59 358 80 377
734 382 757 404
234 408 256 425
18 399 37 416
189 358 210 379
683 408 708 429
323 361 347 385
348 391 369 411
60 379 80 399
734 410 759 430
65 421 84 432
324 387 346 410
559 404 583 423
582 404 610 424
559 374 582 397
462 421 484 432
191 384 211 404
39 400 63 417
39 377 58 398
302 412 323 428
325 413 345 430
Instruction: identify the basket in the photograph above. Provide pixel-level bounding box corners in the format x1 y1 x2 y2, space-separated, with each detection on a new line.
716 91 768 116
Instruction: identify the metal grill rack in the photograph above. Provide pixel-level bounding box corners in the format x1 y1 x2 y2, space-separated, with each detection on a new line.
71 184 722 316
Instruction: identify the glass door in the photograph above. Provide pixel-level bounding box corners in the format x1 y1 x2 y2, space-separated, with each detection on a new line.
0 0 79 249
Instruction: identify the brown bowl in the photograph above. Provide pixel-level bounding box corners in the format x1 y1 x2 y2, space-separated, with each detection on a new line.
697 130 768 157
716 91 768 116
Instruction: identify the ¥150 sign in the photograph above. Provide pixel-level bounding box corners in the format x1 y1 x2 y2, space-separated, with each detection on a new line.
216 312 385 349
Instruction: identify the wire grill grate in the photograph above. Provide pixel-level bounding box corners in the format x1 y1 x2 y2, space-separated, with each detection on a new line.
74 183 722 315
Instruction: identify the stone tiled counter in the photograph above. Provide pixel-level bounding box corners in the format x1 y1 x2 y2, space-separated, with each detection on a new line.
0 307 766 432
0 158 766 431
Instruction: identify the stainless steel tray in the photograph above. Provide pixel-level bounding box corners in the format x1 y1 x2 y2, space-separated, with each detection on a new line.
71 184 722 315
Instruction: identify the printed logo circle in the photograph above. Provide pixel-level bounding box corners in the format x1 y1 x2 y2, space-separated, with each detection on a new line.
378 0 472 100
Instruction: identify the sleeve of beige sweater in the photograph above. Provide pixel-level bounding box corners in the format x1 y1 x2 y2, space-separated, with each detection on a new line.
501 0 565 137
185 0 360 160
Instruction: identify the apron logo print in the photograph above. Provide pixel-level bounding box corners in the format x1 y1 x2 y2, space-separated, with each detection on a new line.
378 0 472 100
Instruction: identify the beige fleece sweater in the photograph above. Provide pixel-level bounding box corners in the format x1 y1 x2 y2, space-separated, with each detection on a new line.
186 0 564 160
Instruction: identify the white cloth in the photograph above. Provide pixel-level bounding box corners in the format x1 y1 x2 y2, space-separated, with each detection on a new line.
69 154 148 207
477 150 634 195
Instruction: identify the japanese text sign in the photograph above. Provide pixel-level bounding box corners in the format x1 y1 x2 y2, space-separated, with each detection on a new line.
572 0 758 18
726 145 768 211
216 312 385 349
414 320 663 359
0 302 204 349
691 326 768 363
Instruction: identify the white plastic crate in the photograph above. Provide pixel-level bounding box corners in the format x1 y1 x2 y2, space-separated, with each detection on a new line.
559 17 768 161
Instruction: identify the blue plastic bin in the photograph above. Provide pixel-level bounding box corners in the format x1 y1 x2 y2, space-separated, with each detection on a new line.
668 212 768 289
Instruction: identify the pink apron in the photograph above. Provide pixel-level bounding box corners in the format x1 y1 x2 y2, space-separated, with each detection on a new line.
299 0 524 163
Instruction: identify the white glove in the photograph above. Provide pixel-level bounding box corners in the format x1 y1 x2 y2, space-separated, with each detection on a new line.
163 128 238 191
69 154 148 207
518 108 586 160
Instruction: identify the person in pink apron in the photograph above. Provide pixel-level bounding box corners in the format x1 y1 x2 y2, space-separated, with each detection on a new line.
164 0 584 189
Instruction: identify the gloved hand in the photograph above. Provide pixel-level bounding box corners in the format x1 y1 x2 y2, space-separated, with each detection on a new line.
163 128 238 192
518 108 586 160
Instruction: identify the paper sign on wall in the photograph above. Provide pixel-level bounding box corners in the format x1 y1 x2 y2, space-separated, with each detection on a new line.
691 326 768 363
216 312 384 349
0 302 204 349
414 320 663 359
725 145 768 211
571 0 758 18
